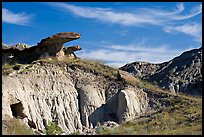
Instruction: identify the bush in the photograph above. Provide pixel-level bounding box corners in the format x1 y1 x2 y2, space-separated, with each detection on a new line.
45 121 63 135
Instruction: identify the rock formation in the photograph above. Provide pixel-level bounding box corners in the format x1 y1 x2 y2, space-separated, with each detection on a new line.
3 32 201 135
2 61 148 134
2 32 81 65
120 47 202 96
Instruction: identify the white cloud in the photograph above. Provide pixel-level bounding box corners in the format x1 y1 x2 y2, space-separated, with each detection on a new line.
2 8 33 26
49 2 202 27
108 44 171 53
164 23 202 42
50 3 160 26
49 2 202 43
46 2 202 66
78 44 191 67
169 4 202 20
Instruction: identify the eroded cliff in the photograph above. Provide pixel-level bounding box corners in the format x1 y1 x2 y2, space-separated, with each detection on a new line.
2 59 148 134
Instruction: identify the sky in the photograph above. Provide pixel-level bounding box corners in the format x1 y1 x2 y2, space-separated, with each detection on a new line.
2 2 202 67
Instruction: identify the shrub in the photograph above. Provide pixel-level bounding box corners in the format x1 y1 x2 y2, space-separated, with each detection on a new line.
45 121 63 135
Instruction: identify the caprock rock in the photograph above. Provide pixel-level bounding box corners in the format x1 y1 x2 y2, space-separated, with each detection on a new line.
2 32 81 65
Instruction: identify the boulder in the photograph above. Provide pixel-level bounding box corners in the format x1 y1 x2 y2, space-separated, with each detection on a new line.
117 86 148 123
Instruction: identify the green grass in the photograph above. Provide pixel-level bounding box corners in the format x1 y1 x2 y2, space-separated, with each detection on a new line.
45 121 64 135
2 63 33 75
2 63 17 75
2 118 34 135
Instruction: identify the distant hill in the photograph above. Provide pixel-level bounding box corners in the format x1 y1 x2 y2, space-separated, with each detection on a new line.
120 47 202 96
2 43 9 49
2 43 30 50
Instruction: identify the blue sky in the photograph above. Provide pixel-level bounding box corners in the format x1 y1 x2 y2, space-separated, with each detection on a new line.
2 2 202 67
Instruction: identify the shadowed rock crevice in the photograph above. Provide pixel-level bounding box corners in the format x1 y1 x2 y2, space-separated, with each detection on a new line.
10 102 25 119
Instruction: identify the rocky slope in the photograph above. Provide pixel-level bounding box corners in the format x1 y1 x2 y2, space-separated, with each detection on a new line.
120 47 202 96
2 59 149 135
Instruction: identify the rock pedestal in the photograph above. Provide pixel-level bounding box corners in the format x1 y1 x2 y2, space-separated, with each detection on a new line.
2 32 81 65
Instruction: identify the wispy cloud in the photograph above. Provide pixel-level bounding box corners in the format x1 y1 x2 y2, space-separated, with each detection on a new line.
49 2 201 27
108 44 171 53
2 8 33 26
164 23 202 42
78 43 193 67
49 2 202 43
170 4 202 20
47 2 202 66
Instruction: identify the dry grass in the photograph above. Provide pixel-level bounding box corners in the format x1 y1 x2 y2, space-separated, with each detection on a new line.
97 88 202 135
2 118 34 135
32 58 119 80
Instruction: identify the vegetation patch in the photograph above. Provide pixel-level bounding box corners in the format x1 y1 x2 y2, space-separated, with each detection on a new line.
45 121 63 135
97 91 202 135
33 58 119 80
2 63 33 75
2 118 34 135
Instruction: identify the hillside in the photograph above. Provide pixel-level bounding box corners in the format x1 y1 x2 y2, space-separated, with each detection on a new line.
2 58 202 135
96 80 202 135
120 47 202 96
2 32 202 135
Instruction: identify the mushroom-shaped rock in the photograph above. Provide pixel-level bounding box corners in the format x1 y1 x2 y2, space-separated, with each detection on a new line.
37 32 81 56
2 32 81 65
38 32 81 47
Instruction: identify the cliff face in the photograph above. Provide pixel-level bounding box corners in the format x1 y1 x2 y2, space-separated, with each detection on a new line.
2 60 148 134
120 48 202 96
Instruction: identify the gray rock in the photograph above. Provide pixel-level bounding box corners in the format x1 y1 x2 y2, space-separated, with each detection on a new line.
120 47 202 96
2 62 149 135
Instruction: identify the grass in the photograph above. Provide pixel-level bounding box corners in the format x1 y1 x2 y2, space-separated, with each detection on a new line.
32 58 119 80
97 88 202 135
3 58 118 79
2 63 17 75
2 118 34 135
2 63 33 75
2 57 202 135
93 69 202 135
45 121 64 135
